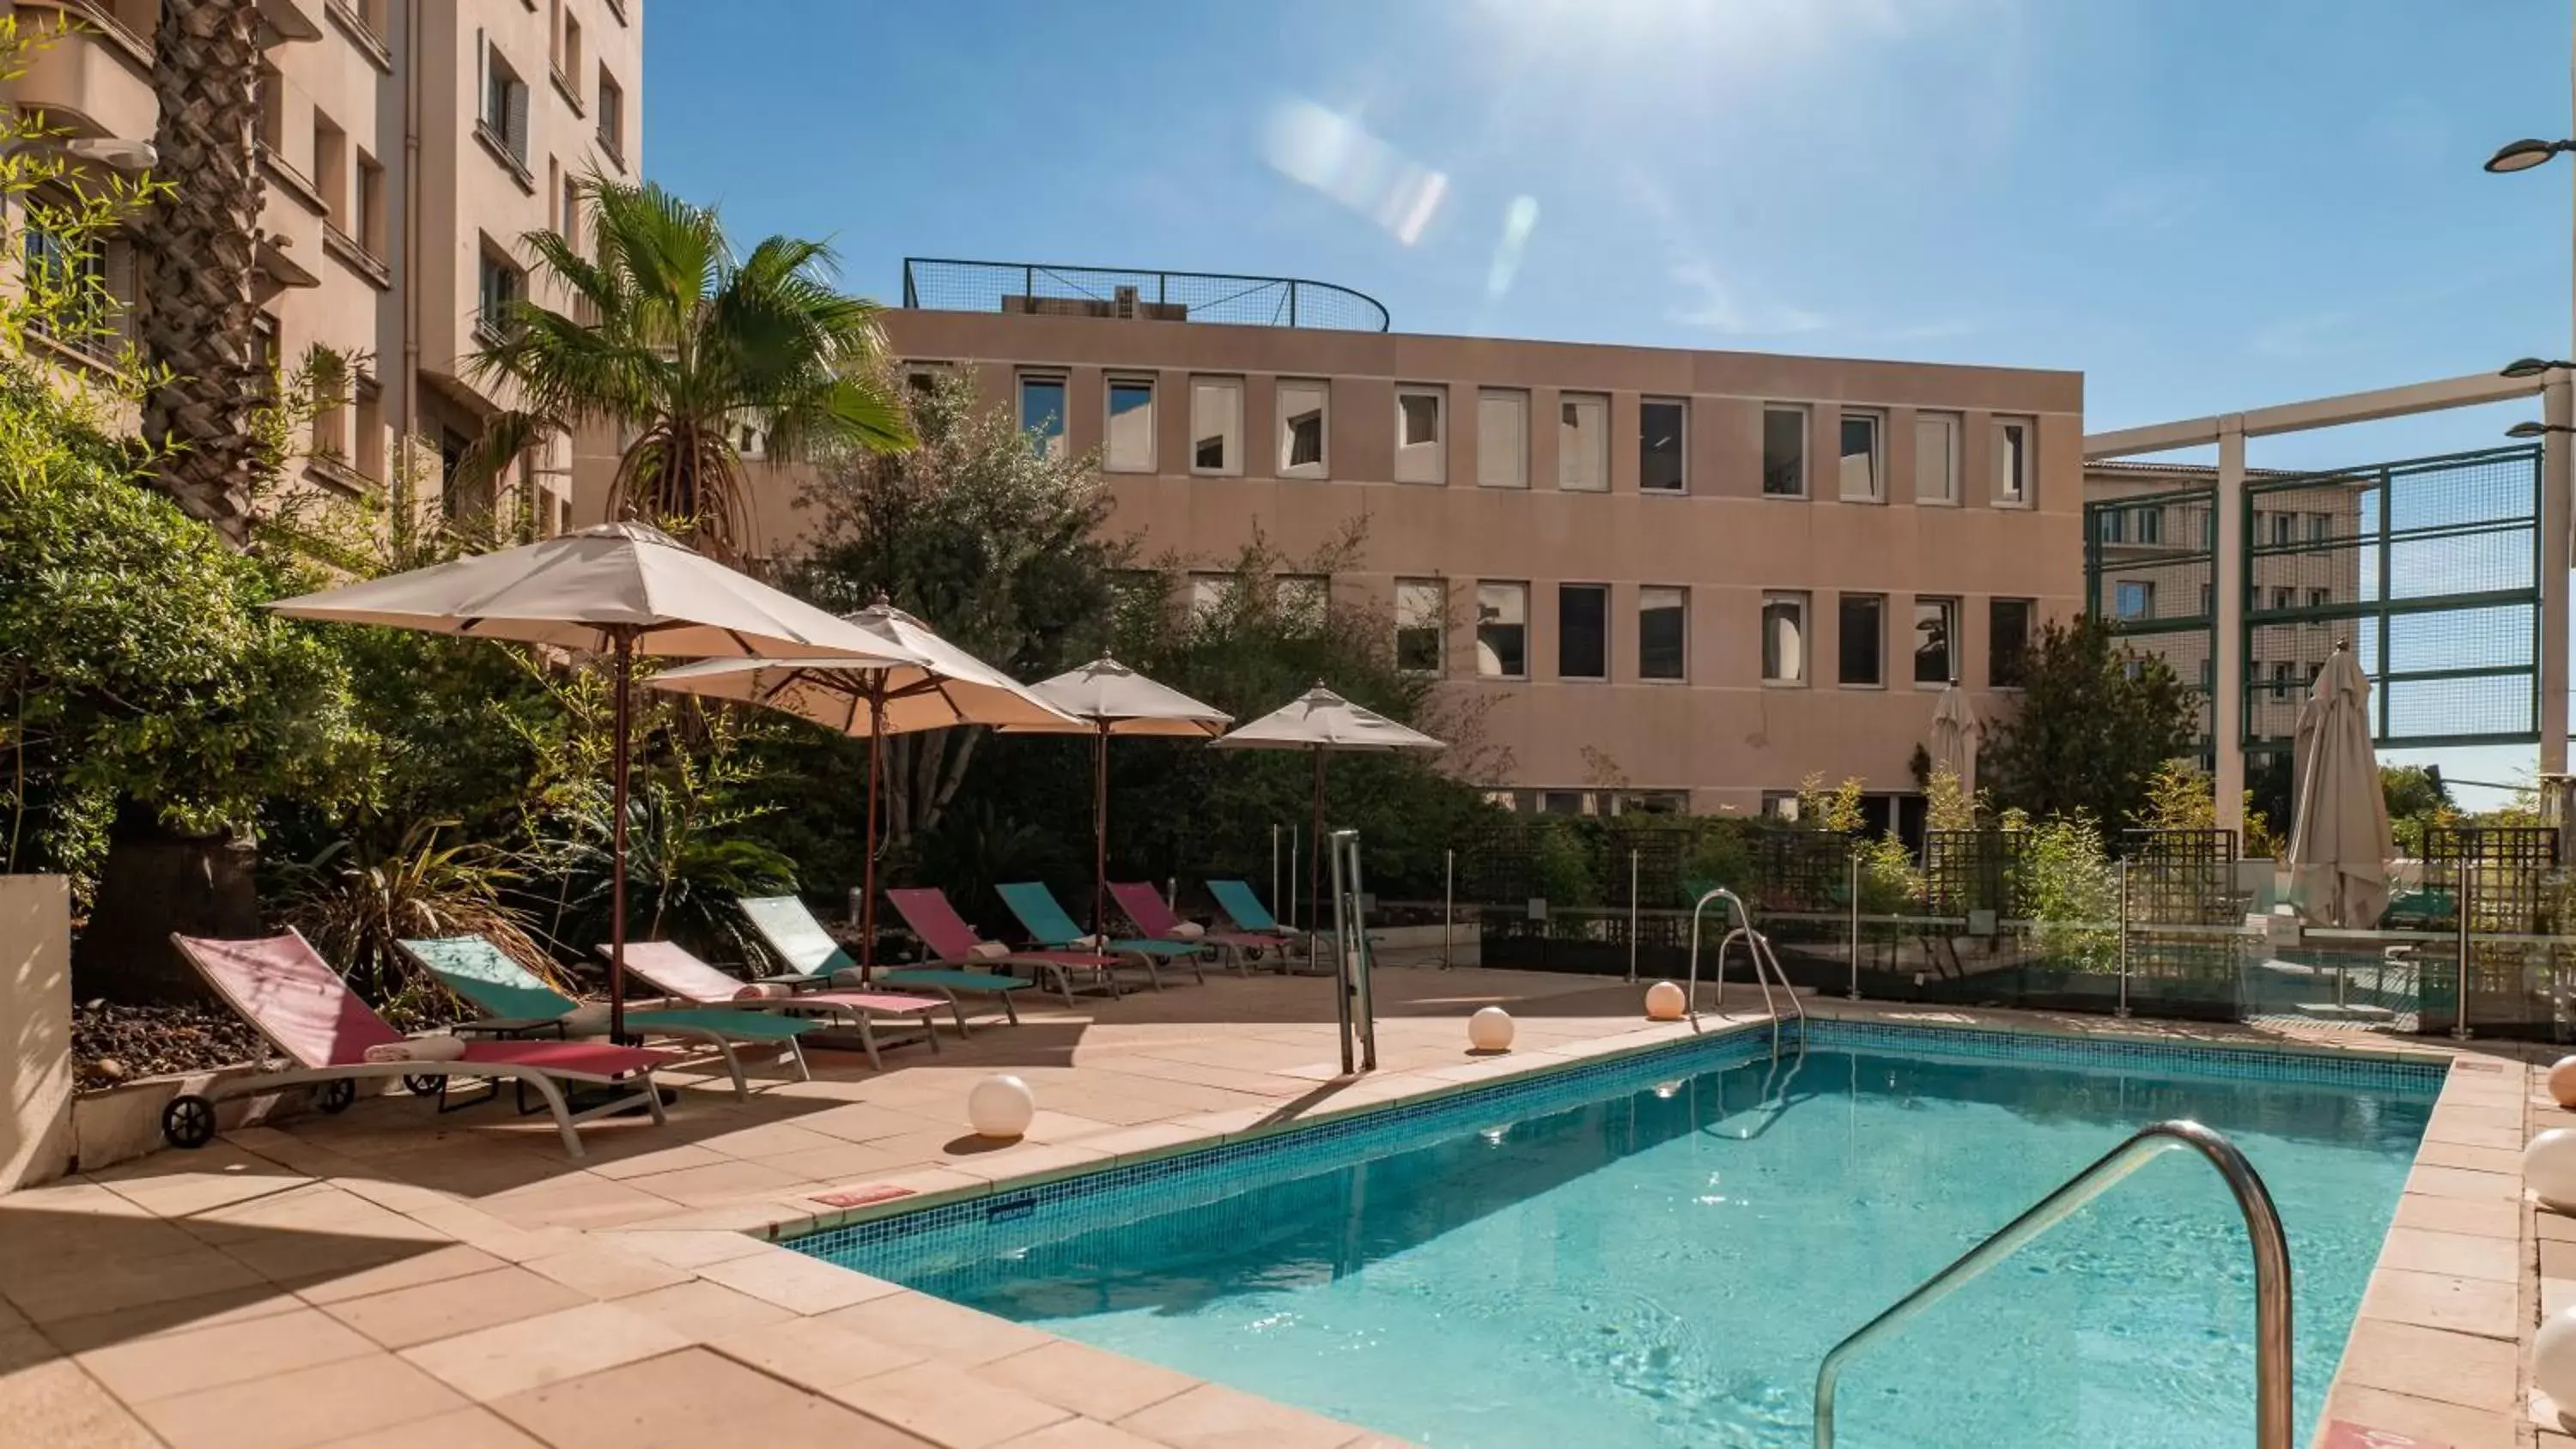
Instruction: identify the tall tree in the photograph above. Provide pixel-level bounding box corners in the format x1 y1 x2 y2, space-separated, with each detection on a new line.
135 0 266 543
1982 614 2201 833
467 177 911 559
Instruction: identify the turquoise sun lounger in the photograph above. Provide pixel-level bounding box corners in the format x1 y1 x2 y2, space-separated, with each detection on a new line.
738 894 1027 1031
996 881 1206 990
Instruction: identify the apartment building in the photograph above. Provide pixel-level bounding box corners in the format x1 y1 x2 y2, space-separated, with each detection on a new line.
720 263 2087 822
2084 460 2363 747
3 0 641 530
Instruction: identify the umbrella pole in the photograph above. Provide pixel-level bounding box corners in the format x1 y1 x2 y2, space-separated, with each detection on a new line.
862 678 884 982
1309 748 1324 973
608 632 633 1045
1093 724 1109 937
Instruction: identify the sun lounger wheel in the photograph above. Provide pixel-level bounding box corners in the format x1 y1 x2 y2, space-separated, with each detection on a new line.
161 1094 216 1149
315 1078 357 1114
401 1074 446 1096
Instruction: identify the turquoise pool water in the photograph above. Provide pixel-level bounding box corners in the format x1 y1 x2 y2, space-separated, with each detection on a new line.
796 1024 2438 1447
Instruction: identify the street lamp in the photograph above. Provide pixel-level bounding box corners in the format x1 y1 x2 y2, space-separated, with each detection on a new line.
2510 421 2576 438
2505 357 2576 379
2488 137 2576 173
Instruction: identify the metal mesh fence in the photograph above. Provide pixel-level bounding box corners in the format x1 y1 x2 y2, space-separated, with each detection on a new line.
2085 485 2216 748
901 258 1391 332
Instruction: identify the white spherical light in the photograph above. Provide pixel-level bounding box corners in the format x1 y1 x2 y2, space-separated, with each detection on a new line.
2538 1308 2576 1410
968 1074 1036 1139
2549 1056 2576 1109
2529 1128 2576 1210
1644 981 1687 1022
1468 1006 1516 1052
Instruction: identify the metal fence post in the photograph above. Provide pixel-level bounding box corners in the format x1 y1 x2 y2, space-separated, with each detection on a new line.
1627 848 1641 984
1848 853 1862 1001
2453 867 2475 1041
1270 825 1280 929
1442 848 1455 971
2117 860 2133 1019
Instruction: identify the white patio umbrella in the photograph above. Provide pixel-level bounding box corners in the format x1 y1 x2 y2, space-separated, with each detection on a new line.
2287 645 2394 928
998 657 1231 933
646 600 1078 974
1213 684 1444 951
1929 685 1984 794
268 522 920 1040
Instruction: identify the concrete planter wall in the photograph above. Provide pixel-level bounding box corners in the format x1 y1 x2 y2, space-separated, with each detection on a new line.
3 876 73 1191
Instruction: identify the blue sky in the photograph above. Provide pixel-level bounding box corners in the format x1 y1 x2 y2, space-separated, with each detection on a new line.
644 0 2574 799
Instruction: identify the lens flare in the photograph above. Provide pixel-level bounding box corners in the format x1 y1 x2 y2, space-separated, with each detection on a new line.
1262 98 1451 249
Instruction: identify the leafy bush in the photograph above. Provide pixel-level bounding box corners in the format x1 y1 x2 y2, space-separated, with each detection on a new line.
272 821 552 1026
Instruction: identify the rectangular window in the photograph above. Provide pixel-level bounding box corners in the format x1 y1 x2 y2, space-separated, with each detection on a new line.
1762 593 1807 683
2099 510 2125 544
1838 410 1882 501
475 252 520 337
1476 582 1528 678
1914 413 1959 504
1558 584 1607 680
2116 580 2154 619
1274 574 1327 625
1638 586 1687 681
256 62 284 151
1913 597 1958 685
1477 390 1528 488
2306 587 2330 609
1102 378 1155 472
559 171 580 249
2269 512 2293 546
480 41 528 163
2308 512 2332 542
1990 599 2034 687
1763 405 1807 496
2135 507 2161 544
1558 393 1607 492
1278 379 1327 477
313 113 348 226
1186 573 1228 622
2269 585 2293 611
2202 657 2215 689
1639 398 1686 493
2200 582 2214 616
1838 594 1885 686
1395 387 1444 483
354 390 383 481
1191 378 1242 475
561 11 583 78
354 152 384 255
1019 375 1066 461
596 69 624 161
1395 579 1445 675
1994 418 2032 504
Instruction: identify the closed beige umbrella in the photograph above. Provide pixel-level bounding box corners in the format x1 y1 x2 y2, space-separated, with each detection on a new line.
998 658 1231 933
647 600 1079 973
1214 684 1443 955
268 522 920 1040
1929 685 1983 794
2287 646 2393 928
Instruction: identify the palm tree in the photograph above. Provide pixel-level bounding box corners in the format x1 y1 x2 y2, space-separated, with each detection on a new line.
467 177 911 560
136 0 268 543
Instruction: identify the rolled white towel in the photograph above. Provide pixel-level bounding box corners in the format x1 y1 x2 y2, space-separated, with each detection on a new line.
967 940 1012 961
1071 933 1106 949
733 982 797 1001
1169 921 1206 940
361 1036 469 1064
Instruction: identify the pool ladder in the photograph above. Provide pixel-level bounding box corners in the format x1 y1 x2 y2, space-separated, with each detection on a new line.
1683 888 1805 1048
1810 1119 2293 1449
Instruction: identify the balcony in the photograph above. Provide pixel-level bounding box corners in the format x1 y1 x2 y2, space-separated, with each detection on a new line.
901 258 1390 331
10 13 156 142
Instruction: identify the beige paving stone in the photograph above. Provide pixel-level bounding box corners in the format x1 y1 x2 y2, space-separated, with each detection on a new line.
2360 1267 2518 1339
2406 1162 2523 1203
2336 1318 2520 1411
80 1304 378 1402
38 1280 310 1352
2379 1226 2521 1284
613 1277 796 1340
2394 1191 2520 1240
2415 1138 2529 1174
2323 1383 2522 1447
750 1140 918 1184
823 1291 1054 1367
3 1240 269 1323
975 1338 1200 1422
494 1345 934 1448
0 1329 162 1449
310 1404 549 1447
294 1244 513 1305
696 1244 904 1314
400 1300 689 1402
1117 1381 1360 1449
517 1241 695 1299
829 1359 1072 1448
136 1350 468 1449
617 1157 814 1209
574 1141 738 1181
706 1316 927 1389
994 1420 1169 1449
321 1264 592 1350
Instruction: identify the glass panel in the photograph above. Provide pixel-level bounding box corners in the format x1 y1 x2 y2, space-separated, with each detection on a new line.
1477 391 1527 488
1990 598 2032 686
1020 377 1066 461
1279 381 1327 474
1192 379 1242 473
1476 583 1527 677
1913 415 1957 502
1762 595 1805 682
1558 585 1607 679
1838 594 1883 686
1913 599 1955 685
1105 379 1154 471
1763 407 1806 496
1640 400 1686 493
1996 420 2029 502
1838 413 1880 500
1558 395 1607 491
1395 580 1444 674
1639 586 1686 680
1396 391 1443 483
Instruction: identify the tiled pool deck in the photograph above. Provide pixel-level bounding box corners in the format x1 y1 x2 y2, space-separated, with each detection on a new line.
0 962 2561 1449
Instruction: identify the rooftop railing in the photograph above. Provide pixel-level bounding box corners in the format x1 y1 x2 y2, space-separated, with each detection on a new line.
900 258 1390 332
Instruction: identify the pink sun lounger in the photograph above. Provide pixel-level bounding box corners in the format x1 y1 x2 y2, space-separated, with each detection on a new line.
884 887 1136 1005
167 931 671 1158
607 940 949 1070
1108 881 1277 977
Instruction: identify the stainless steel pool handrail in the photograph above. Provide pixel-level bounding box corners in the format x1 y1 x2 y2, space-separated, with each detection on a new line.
1685 889 1805 1040
1811 1119 2293 1449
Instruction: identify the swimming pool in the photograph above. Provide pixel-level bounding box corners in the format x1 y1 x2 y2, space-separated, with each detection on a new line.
793 1022 2440 1447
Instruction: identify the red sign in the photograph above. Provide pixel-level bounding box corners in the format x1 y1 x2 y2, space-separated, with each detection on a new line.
2319 1422 2446 1449
811 1184 915 1210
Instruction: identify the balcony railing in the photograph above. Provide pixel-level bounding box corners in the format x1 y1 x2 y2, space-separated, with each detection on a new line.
901 258 1389 332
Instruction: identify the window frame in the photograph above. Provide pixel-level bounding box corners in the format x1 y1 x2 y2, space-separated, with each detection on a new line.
1188 376 1244 477
1394 579 1446 676
1637 585 1688 682
1474 580 1529 680
1912 596 1959 687
1018 373 1068 462
1760 591 1808 685
1837 409 1884 502
1276 379 1329 479
1989 598 2034 688
1913 411 1960 506
2116 579 2155 620
1993 417 2033 506
1394 386 1446 484
1103 375 1157 474
1475 388 1529 489
1557 391 1609 493
1838 592 1886 688
1556 582 1609 682
1762 403 1808 498
1638 397 1688 494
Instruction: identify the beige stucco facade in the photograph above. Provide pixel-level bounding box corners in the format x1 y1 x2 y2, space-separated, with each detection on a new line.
716 305 2086 818
3 0 641 530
